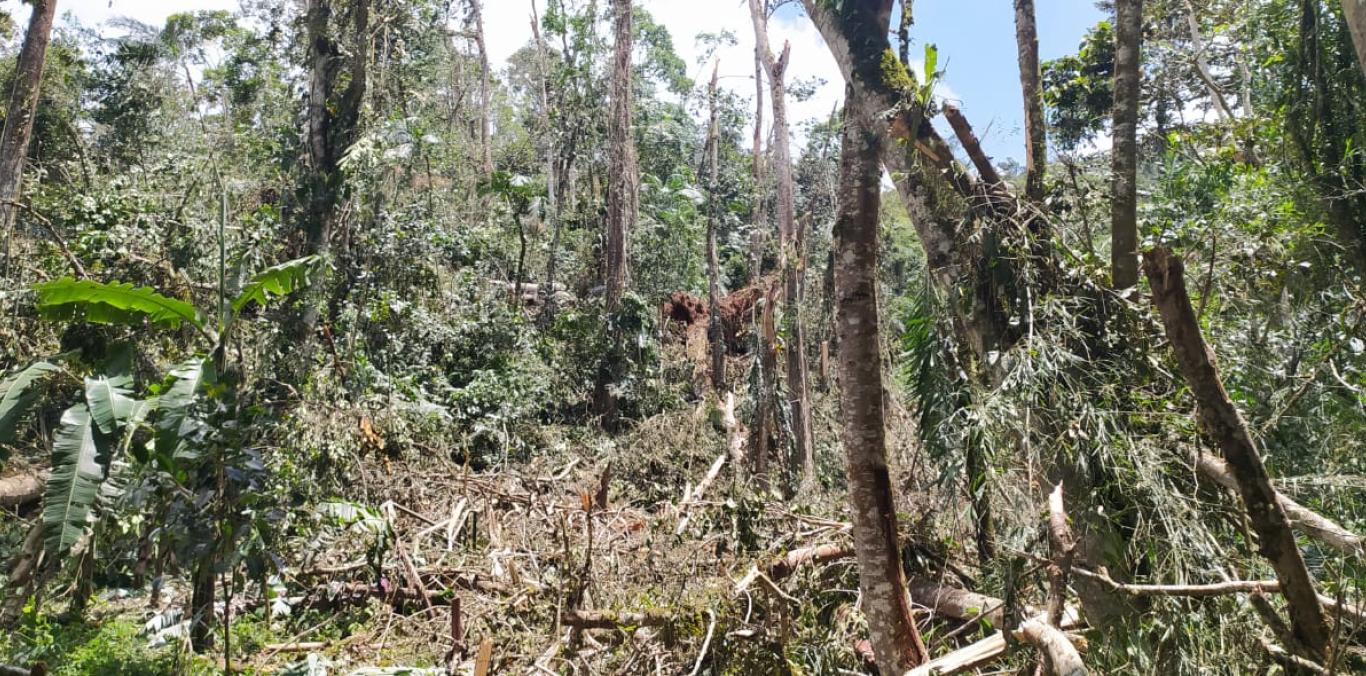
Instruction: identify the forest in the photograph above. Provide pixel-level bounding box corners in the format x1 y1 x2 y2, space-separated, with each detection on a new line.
1 0 1365 673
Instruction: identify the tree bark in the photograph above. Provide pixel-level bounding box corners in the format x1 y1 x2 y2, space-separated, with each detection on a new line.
749 48 766 284
749 0 814 488
705 64 726 392
300 0 369 338
832 83 928 674
468 0 493 176
593 0 637 424
1144 247 1330 660
1013 0 1047 202
1342 0 1366 84
0 0 58 276
603 0 635 313
1110 0 1142 289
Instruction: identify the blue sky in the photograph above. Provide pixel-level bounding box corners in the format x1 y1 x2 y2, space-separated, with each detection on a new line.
909 1 1105 163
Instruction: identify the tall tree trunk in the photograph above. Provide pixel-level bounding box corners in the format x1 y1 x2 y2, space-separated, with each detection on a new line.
749 0 814 488
1343 0 1366 82
593 0 637 424
468 0 493 176
1013 0 1047 202
705 64 726 392
1145 248 1330 661
749 50 766 284
603 0 635 312
0 0 58 276
833 84 929 675
1110 0 1142 289
300 0 369 339
531 4 562 325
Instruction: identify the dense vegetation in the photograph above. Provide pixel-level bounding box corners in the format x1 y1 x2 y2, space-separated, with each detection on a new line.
0 0 1364 673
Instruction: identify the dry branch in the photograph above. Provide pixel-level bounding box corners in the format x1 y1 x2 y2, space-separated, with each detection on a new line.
1195 452 1364 556
1145 247 1330 658
906 607 1083 676
561 609 672 630
1018 618 1088 676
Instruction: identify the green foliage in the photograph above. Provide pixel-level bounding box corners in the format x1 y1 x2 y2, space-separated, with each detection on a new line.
231 255 321 313
43 404 111 556
36 278 205 333
0 615 180 676
0 360 62 447
1042 21 1115 150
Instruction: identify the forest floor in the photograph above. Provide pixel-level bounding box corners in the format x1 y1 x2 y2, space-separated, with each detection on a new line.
1 346 992 675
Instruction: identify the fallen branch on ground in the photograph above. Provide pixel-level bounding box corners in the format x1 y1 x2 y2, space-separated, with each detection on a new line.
906 607 1083 676
740 541 1008 627
561 609 673 630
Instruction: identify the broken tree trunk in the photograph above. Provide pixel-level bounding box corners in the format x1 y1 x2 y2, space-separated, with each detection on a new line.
705 63 726 392
749 0 814 487
1145 247 1330 660
1046 484 1077 628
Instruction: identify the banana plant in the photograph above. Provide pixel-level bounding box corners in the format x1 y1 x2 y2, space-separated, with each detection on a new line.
0 254 319 558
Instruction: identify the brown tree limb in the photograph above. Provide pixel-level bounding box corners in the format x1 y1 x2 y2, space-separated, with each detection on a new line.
1145 247 1330 659
941 104 1003 188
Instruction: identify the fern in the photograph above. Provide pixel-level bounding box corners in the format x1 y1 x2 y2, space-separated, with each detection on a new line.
43 404 111 556
36 278 206 332
0 361 62 448
231 255 321 313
